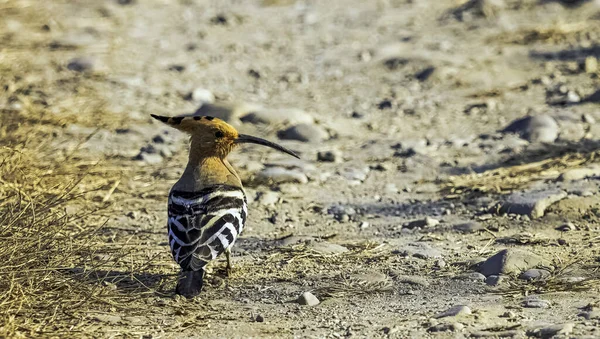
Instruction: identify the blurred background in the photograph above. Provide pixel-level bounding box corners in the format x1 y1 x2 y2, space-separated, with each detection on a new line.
2 0 600 337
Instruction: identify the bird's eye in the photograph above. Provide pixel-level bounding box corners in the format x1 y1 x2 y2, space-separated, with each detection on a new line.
215 131 225 138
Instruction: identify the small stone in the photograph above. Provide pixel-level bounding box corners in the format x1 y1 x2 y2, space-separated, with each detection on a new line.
396 242 443 259
479 249 547 276
455 272 486 282
134 152 163 164
500 311 516 319
240 108 314 126
527 323 573 338
395 275 430 287
255 314 264 322
255 167 308 184
557 166 600 181
435 305 471 318
556 222 575 232
93 314 122 324
359 221 369 229
190 88 215 103
519 269 551 281
317 150 342 163
582 113 596 124
427 323 464 332
277 124 328 142
585 56 598 73
567 91 581 103
67 57 95 72
385 183 398 193
339 167 370 182
485 275 506 286
404 217 439 229
522 297 551 308
453 221 484 233
502 115 559 143
498 188 567 218
307 242 348 254
255 191 279 206
297 292 320 306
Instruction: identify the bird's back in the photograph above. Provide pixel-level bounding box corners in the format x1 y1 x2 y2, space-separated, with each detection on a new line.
167 184 247 271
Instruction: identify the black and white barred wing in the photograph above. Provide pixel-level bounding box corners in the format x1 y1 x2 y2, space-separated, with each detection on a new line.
167 186 247 271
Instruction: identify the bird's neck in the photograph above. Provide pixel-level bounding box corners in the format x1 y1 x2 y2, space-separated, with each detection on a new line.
173 151 242 192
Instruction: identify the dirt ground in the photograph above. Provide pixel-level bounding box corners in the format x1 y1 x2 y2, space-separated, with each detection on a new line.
2 0 600 338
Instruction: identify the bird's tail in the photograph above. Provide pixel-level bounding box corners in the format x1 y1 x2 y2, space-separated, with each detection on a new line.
176 270 204 298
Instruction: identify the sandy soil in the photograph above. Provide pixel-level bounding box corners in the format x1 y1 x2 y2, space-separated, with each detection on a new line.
2 0 600 338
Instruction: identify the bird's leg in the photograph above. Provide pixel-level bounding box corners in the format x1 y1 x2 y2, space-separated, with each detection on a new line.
225 247 233 277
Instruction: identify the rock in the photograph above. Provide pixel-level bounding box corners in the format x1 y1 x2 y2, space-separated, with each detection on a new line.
405 217 439 229
277 124 328 142
276 235 314 247
240 108 314 126
67 57 95 72
391 139 429 157
255 314 264 322
558 166 600 181
317 150 342 163
582 113 596 124
395 275 430 287
484 275 506 286
523 297 551 308
359 221 369 229
579 311 600 320
194 102 260 123
396 242 443 259
498 188 567 218
556 222 576 232
427 322 464 332
307 241 348 254
255 191 280 206
189 88 215 103
93 314 122 324
255 167 308 184
297 292 320 306
479 249 546 276
455 272 486 282
501 115 559 143
527 323 573 338
453 221 484 233
435 305 471 318
338 167 370 183
327 204 357 221
133 152 163 164
585 56 598 74
519 269 551 281
471 330 520 338
385 183 399 193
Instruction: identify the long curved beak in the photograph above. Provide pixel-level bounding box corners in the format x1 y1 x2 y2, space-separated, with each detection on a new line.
235 134 300 159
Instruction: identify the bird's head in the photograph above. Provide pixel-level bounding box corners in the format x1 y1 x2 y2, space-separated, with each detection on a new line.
151 114 299 159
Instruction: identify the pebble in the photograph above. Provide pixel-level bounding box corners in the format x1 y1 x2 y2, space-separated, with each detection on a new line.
527 323 573 338
556 222 576 232
240 108 314 126
427 322 464 332
255 314 264 322
395 275 430 287
277 123 328 142
485 275 506 286
67 56 95 72
359 221 369 229
339 167 370 182
190 88 215 103
384 183 399 193
404 217 439 229
396 242 443 259
453 221 484 233
585 56 598 74
557 166 600 181
479 249 546 276
93 314 122 324
455 272 486 282
498 188 567 218
501 115 559 143
317 150 342 163
194 102 260 123
255 191 280 206
307 241 348 254
470 330 519 338
435 305 471 318
297 292 320 306
255 167 308 184
519 269 551 281
522 297 551 309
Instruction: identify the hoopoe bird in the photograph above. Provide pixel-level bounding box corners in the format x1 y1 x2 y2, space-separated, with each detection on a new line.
151 113 299 298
